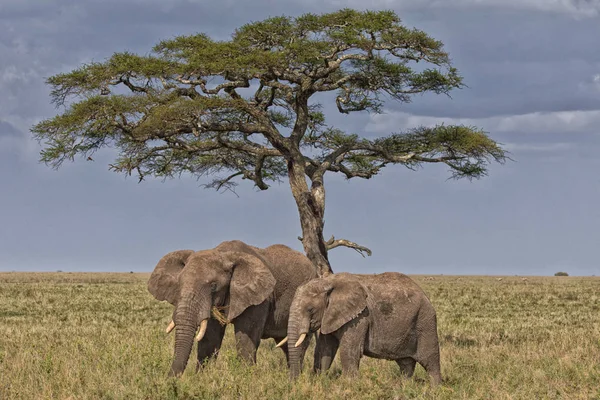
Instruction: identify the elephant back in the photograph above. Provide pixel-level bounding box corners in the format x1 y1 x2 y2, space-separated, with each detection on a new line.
261 244 318 325
359 272 432 316
261 244 317 284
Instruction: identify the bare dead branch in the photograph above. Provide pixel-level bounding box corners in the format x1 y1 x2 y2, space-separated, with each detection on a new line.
297 235 372 257
325 235 372 257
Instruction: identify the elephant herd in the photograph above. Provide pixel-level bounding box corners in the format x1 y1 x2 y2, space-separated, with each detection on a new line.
148 240 442 385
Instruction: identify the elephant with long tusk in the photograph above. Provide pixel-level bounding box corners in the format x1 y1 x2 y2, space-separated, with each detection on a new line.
148 240 317 377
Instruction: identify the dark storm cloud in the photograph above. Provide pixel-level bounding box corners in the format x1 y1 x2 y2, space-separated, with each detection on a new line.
1 0 599 275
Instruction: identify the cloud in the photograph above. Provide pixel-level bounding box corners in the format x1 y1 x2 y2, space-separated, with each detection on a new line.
366 109 600 135
502 142 574 152
0 120 21 137
0 120 40 162
289 0 600 17
591 74 600 91
432 0 600 17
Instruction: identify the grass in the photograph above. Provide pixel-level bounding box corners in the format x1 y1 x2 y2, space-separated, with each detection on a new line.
0 272 599 399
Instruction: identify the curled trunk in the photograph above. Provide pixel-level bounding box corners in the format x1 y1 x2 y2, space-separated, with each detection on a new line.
169 294 211 377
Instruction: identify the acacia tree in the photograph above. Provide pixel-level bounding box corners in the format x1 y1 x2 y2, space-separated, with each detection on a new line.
32 9 506 277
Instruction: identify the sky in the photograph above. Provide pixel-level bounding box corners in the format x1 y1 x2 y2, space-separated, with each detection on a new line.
1 0 599 276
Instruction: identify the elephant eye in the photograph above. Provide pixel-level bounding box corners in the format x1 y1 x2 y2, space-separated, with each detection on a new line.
210 282 217 292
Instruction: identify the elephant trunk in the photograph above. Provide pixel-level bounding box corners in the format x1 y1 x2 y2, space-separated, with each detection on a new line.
169 293 211 377
287 304 310 380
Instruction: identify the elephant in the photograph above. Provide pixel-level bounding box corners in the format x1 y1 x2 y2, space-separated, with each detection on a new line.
148 240 317 376
281 272 442 385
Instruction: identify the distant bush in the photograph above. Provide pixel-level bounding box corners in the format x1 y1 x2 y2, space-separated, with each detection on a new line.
554 271 569 277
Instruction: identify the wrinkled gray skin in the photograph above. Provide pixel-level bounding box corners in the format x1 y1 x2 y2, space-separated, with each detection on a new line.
287 272 442 385
148 240 317 376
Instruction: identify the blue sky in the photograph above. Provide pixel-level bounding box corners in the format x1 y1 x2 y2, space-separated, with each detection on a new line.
1 0 599 275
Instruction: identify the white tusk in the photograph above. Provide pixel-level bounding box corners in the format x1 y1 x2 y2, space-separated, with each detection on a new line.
195 319 208 342
294 333 307 348
166 320 175 334
275 337 288 348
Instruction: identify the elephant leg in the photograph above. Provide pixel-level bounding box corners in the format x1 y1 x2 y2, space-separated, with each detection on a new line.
415 317 442 385
233 301 269 364
313 333 339 374
337 334 363 377
195 318 227 371
417 350 442 385
396 357 416 378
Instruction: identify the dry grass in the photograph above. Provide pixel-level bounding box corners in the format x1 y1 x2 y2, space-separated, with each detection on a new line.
0 272 598 399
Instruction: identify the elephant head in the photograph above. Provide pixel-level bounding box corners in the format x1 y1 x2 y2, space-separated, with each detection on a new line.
284 274 368 379
148 249 276 376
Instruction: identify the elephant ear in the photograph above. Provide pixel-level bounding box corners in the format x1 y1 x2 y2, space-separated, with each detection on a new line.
321 278 368 335
147 250 194 305
225 252 276 321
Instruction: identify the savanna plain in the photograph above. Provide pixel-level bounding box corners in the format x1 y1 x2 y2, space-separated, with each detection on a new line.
0 272 598 400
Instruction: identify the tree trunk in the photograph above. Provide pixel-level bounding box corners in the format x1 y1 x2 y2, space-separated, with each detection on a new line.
287 159 333 277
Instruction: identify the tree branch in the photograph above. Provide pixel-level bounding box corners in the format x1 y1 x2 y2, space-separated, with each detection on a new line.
297 235 372 257
326 161 385 179
325 235 372 257
202 156 272 192
216 132 282 157
117 76 149 93
326 53 371 71
290 92 311 145
214 171 244 190
176 76 251 95
252 154 269 190
260 79 295 104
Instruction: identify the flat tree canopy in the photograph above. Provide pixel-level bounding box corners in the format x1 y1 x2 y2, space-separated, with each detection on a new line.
32 9 507 276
